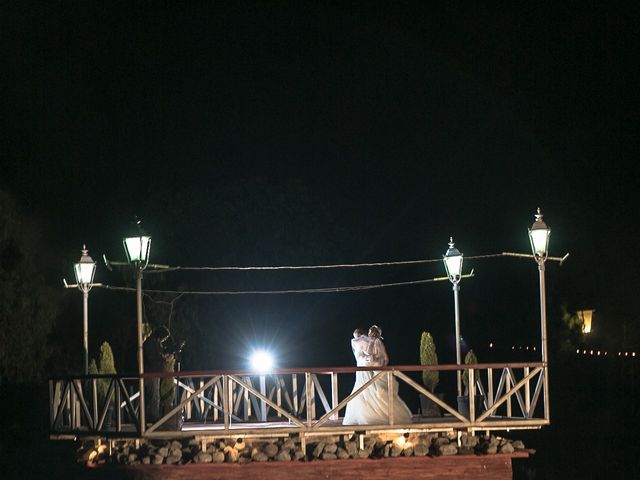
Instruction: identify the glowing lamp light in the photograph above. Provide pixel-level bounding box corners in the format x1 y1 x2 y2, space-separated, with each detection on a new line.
443 237 463 282
123 219 151 267
74 245 96 290
250 350 274 373
123 236 151 265
528 208 550 259
577 309 595 334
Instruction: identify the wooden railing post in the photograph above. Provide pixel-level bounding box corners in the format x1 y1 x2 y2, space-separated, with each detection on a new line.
387 371 395 425
49 380 54 427
292 374 299 415
469 367 475 422
259 375 267 422
277 376 283 417
222 375 230 431
331 372 339 420
506 373 512 418
305 372 313 427
524 367 531 417
213 382 219 421
116 380 122 431
487 368 494 408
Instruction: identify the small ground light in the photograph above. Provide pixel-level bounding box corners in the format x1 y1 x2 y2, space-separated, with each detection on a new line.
633 352 637 357
576 349 580 354
597 351 601 356
625 352 628 356
489 342 493 348
250 350 274 373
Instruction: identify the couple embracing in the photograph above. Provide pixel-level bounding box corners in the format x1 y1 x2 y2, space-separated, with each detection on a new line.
342 325 412 425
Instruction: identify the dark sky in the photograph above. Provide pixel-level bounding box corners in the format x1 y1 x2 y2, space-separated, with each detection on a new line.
1 2 639 372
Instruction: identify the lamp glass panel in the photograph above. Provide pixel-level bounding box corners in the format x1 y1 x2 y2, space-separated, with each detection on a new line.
124 236 151 262
530 229 550 256
444 254 463 278
74 262 96 285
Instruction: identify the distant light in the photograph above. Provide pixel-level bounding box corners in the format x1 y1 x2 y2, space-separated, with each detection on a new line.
633 352 637 357
533 346 537 351
583 350 587 354
597 351 601 356
619 352 622 356
605 352 608 356
512 346 515 350
250 350 274 373
625 352 628 356
489 342 494 348
577 309 595 334
590 350 594 355
576 349 580 354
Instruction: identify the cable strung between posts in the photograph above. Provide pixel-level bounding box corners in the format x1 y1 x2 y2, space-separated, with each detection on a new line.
143 253 505 274
103 276 452 296
101 251 567 296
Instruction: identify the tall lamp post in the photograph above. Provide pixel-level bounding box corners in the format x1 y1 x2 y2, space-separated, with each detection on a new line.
528 207 551 419
123 221 151 432
443 237 464 397
73 246 97 375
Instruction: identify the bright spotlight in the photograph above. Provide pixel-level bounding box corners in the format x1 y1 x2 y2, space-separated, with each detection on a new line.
250 350 274 373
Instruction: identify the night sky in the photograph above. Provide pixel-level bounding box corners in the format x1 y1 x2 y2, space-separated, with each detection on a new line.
2 2 639 373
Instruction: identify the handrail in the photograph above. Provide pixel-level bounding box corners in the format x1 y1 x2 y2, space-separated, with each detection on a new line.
49 362 549 440
48 362 546 380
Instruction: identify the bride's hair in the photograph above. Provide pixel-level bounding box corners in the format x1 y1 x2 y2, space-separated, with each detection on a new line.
368 325 383 339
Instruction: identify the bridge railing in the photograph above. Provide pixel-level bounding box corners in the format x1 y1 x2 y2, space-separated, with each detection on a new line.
49 362 548 439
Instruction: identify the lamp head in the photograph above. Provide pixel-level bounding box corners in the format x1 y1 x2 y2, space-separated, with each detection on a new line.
123 218 151 268
73 245 96 291
443 237 463 283
528 207 550 260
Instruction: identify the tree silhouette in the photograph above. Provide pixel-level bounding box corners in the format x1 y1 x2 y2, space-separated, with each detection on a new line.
0 190 61 383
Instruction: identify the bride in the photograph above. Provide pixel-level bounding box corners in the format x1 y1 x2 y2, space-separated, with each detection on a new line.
342 325 413 425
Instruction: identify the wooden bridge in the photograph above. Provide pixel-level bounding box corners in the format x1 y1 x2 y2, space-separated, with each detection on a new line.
49 361 548 447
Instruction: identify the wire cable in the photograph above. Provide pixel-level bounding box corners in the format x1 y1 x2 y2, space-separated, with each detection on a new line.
104 276 449 296
143 253 506 274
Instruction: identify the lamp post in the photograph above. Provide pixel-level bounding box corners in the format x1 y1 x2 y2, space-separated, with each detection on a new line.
443 237 464 397
123 220 151 432
73 246 97 375
528 207 551 419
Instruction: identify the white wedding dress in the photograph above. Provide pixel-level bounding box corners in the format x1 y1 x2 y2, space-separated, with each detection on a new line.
342 336 413 425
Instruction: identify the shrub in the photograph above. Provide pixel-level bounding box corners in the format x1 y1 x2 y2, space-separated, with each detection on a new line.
462 349 478 394
419 332 439 392
90 341 116 402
